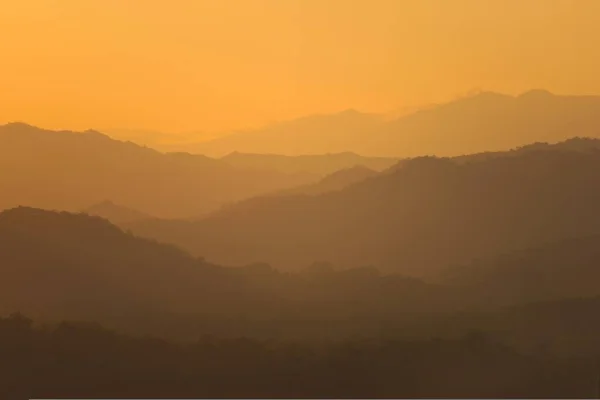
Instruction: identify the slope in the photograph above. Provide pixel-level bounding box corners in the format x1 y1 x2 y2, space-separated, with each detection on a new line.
83 200 154 225
0 123 317 218
129 140 600 276
272 166 378 196
221 151 397 175
185 90 600 157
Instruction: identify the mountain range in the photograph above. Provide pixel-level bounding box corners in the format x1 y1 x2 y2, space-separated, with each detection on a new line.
220 151 398 175
166 90 600 157
0 123 318 218
268 166 378 197
128 138 600 276
83 200 154 224
0 206 449 340
3 205 600 354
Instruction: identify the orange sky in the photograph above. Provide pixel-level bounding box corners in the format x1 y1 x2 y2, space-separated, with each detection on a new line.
2 0 600 135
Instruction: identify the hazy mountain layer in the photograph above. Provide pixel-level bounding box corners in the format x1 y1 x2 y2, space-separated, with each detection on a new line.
3 207 600 353
170 109 385 157
221 151 397 175
0 123 317 218
186 91 600 157
83 200 154 224
271 166 378 197
129 139 600 276
0 207 453 340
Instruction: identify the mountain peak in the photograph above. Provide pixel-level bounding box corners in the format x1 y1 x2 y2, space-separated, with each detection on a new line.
468 90 512 101
94 200 117 207
1 122 41 132
441 91 512 109
518 89 554 99
1 123 112 141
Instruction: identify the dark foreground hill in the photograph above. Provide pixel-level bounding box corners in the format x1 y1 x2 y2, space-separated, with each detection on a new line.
3 206 600 351
441 234 600 307
0 207 456 340
2 313 597 399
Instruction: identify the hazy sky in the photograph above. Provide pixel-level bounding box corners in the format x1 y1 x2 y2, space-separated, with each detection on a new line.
2 0 600 134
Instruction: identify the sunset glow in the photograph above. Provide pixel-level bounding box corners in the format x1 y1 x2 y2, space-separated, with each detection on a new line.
2 0 600 134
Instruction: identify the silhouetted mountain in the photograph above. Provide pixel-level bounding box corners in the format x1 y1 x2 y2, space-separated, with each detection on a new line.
129 141 600 276
372 90 600 157
100 128 188 148
0 206 239 321
274 166 378 196
454 136 600 164
184 91 600 157
441 234 600 308
489 296 600 357
3 313 597 399
0 207 457 340
4 206 600 366
177 109 385 156
0 123 317 218
83 200 153 225
101 128 212 150
221 151 397 175
420 295 600 358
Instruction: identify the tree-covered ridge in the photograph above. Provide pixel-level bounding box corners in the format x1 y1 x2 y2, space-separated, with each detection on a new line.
1 313 598 399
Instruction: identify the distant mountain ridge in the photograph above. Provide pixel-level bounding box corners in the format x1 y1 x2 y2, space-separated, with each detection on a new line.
180 90 600 157
221 151 398 176
272 166 378 196
0 123 318 218
83 200 153 225
166 109 385 156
